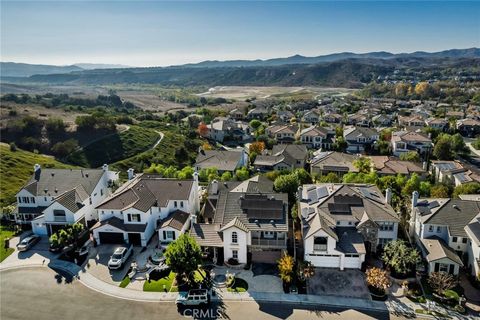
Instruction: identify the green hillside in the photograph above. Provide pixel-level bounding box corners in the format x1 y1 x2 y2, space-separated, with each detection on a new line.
66 125 159 168
0 144 75 207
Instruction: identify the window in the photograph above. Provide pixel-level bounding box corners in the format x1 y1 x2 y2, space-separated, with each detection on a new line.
180 201 184 208
439 263 449 273
232 232 238 244
22 197 29 204
174 201 178 208
31 197 35 204
100 189 103 196
127 214 141 222
18 197 22 204
53 210 66 222
452 237 457 243
232 250 238 260
89 198 92 205
263 231 275 239
380 222 394 231
428 225 434 232
436 226 442 233
44 197 47 202
165 231 175 240
313 237 328 251
462 238 468 244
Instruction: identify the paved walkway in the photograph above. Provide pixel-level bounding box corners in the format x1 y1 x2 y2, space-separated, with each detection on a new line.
212 266 283 293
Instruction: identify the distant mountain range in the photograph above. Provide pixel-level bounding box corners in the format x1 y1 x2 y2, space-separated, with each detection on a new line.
0 62 130 77
1 48 479 88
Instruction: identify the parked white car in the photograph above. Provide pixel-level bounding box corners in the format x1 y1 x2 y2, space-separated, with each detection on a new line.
108 245 133 270
176 289 210 307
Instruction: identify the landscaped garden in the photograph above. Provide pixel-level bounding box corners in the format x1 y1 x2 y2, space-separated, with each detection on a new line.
143 269 177 292
227 276 248 293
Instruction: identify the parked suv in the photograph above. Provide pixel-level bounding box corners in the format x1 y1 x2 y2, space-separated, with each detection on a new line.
108 245 133 270
176 289 210 307
16 235 41 252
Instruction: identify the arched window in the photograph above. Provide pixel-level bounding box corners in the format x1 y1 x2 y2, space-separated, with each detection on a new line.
232 231 238 244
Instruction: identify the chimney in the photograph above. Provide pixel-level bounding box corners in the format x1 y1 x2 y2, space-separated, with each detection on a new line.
297 186 303 202
411 191 419 210
34 164 41 172
385 188 392 205
102 164 109 172
34 164 41 180
211 179 218 195
193 171 199 183
422 161 428 171
127 168 134 180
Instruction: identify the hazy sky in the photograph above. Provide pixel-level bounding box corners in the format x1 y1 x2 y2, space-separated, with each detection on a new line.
1 1 479 67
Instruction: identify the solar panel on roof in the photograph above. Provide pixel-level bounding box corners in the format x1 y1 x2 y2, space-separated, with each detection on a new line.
328 203 351 214
429 201 440 209
317 187 329 199
333 195 363 205
307 189 318 204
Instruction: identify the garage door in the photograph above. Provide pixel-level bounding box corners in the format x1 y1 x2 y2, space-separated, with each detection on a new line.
251 250 281 263
98 232 124 244
128 233 142 246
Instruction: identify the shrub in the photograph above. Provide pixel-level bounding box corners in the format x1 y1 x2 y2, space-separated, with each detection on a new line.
227 258 239 265
9 143 16 152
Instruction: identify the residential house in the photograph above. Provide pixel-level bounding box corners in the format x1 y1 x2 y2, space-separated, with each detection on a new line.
323 113 343 124
430 160 480 187
348 113 370 127
391 130 432 157
372 114 393 127
299 184 399 269
190 176 289 264
195 149 248 174
465 213 480 278
369 156 426 177
205 117 251 143
92 173 200 247
254 144 308 172
410 194 480 275
229 108 245 121
247 108 269 121
298 126 332 150
302 110 321 125
276 110 295 123
425 118 448 131
446 111 465 120
457 118 480 137
17 164 119 236
310 151 359 177
398 115 425 128
343 126 379 154
266 124 298 144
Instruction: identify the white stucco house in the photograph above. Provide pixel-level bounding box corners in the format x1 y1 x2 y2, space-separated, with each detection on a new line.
391 130 432 157
190 176 289 265
16 164 119 236
299 183 399 270
410 192 480 275
92 171 199 247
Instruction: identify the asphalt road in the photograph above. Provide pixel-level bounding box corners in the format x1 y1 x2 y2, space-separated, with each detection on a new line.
0 267 397 320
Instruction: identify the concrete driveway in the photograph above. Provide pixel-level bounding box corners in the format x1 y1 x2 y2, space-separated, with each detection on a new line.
308 268 371 299
2 234 58 265
85 244 140 285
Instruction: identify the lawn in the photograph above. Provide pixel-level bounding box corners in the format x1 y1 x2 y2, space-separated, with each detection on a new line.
0 226 16 262
227 277 248 293
0 143 76 206
194 268 207 283
67 125 159 168
143 270 177 292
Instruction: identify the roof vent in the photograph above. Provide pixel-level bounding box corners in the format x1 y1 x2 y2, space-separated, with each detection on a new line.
85 173 89 178
51 173 55 177
254 219 259 224
54 188 58 193
270 220 274 224
452 204 459 210
44 189 48 194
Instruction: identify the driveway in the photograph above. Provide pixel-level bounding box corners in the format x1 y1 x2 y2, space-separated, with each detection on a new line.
308 268 371 299
2 234 58 266
85 244 140 285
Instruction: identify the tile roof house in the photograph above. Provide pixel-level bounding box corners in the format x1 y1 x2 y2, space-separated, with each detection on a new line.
299 183 399 269
456 118 480 137
302 110 321 125
195 149 248 173
92 173 199 247
391 130 432 157
205 117 252 143
369 156 426 177
343 126 379 154
425 118 448 131
398 115 426 127
17 164 119 236
465 213 480 278
266 124 298 144
310 151 359 176
253 144 308 172
190 176 289 264
410 194 480 275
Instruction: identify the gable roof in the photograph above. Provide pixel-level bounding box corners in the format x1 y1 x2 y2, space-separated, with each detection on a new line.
343 126 378 140
195 150 244 172
370 156 425 175
54 186 89 213
91 216 147 233
20 168 104 197
158 210 190 231
311 151 359 172
417 198 480 237
190 223 224 247
97 175 194 212
220 217 249 232
421 237 463 265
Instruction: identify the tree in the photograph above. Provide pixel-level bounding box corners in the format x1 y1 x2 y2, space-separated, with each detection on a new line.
382 240 420 276
277 252 294 284
430 184 450 198
249 119 262 130
46 118 66 135
197 122 208 137
249 141 265 155
235 167 250 181
177 166 194 179
9 142 16 152
428 272 456 296
402 173 420 197
164 234 202 282
221 171 232 181
453 182 480 198
433 137 453 160
366 267 390 292
353 157 372 174
51 139 79 158
400 151 420 162
274 173 299 202
419 181 431 197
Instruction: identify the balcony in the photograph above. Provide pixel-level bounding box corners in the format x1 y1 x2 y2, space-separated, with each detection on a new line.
251 237 286 248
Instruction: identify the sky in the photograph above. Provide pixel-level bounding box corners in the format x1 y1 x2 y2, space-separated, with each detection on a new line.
1 1 479 67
